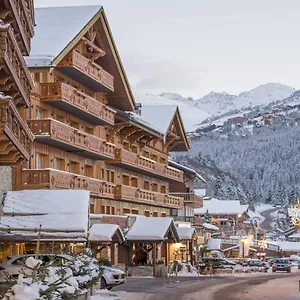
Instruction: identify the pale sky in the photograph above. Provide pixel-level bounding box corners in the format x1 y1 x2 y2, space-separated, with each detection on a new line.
34 0 300 98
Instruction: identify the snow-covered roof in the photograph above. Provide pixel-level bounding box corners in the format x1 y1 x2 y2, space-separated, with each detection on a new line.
0 190 89 236
247 210 261 220
125 217 179 242
277 241 300 252
139 105 177 135
194 198 243 215
168 161 206 183
195 189 206 197
201 223 219 231
241 205 249 213
176 227 195 241
26 6 102 67
89 224 124 243
207 238 222 250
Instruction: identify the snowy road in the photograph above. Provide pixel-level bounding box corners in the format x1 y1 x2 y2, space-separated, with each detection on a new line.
259 207 280 231
113 271 300 300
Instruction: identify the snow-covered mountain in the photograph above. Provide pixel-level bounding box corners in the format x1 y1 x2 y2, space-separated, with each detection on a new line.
133 91 211 132
135 83 295 133
194 83 295 116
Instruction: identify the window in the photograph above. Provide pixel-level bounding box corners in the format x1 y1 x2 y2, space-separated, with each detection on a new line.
123 208 130 214
161 185 166 194
70 120 79 129
106 170 110 181
101 205 105 214
152 183 158 192
85 126 94 135
131 177 138 187
160 157 166 164
35 153 48 169
123 142 130 151
151 154 158 162
84 165 94 177
144 181 150 190
131 145 138 154
90 204 95 214
69 161 79 174
110 171 115 183
144 210 150 217
56 115 65 123
101 169 105 179
153 212 158 217
106 206 111 214
53 157 65 171
161 212 167 217
36 107 44 120
143 151 150 158
132 209 139 215
122 175 130 186
111 207 116 215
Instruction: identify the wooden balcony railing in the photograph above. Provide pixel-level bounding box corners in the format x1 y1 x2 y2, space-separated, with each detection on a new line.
0 96 34 165
0 25 33 107
169 193 203 208
108 148 184 182
114 185 183 208
58 50 114 92
3 0 34 55
18 169 115 198
29 119 115 160
40 82 115 125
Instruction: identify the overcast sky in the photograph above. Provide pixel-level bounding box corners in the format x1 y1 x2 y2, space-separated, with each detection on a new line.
34 0 300 98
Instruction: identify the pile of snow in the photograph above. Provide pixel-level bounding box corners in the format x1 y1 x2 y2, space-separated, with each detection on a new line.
170 262 198 277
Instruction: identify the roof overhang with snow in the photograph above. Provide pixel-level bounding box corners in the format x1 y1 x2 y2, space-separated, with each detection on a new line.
168 161 206 183
176 227 196 241
125 217 179 243
194 198 244 216
0 190 90 240
26 5 135 111
89 224 125 243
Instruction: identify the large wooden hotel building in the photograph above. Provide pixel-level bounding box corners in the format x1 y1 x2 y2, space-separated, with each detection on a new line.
1 5 203 224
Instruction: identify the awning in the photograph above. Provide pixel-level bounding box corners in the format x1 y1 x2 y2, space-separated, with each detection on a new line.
89 224 125 243
176 227 196 241
125 217 179 243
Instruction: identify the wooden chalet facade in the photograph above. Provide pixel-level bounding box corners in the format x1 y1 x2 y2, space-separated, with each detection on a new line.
12 6 191 218
0 0 35 165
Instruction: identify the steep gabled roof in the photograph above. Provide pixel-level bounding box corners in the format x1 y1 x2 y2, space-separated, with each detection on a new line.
26 6 102 66
127 105 189 151
26 5 135 111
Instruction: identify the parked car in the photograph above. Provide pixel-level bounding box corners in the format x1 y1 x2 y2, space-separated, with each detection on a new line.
199 257 236 269
272 259 291 273
0 254 126 290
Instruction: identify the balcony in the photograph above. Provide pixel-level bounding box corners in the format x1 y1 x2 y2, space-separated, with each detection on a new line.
114 185 183 208
108 149 184 182
40 82 115 125
29 119 115 160
169 193 203 208
2 0 34 55
0 96 34 165
57 51 114 92
18 169 115 198
0 25 33 107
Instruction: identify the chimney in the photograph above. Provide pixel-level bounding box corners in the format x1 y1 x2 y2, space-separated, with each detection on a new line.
134 103 142 115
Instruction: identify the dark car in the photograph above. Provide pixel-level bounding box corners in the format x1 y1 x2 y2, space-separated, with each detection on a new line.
199 258 236 269
272 259 291 273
